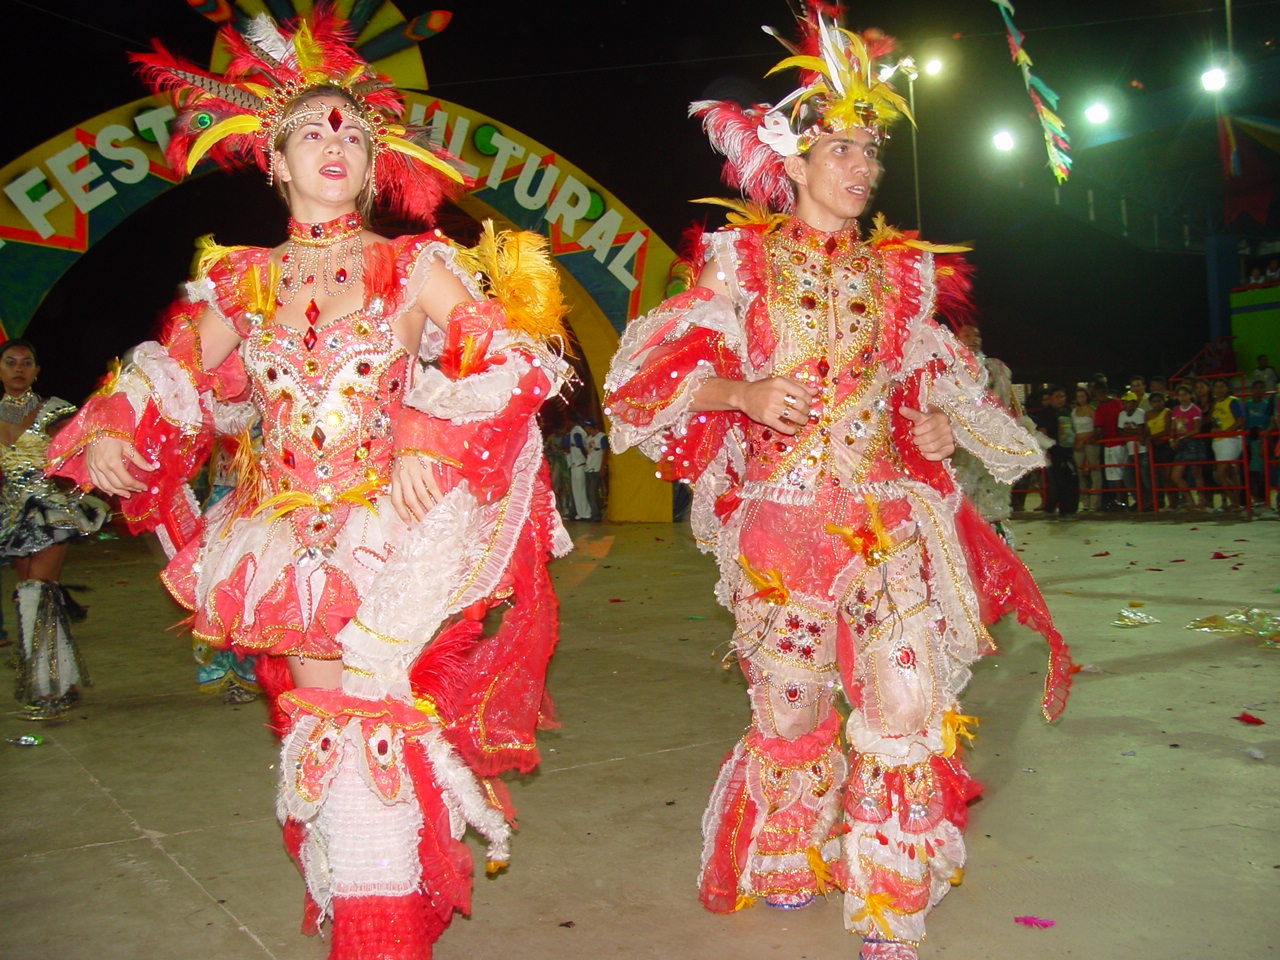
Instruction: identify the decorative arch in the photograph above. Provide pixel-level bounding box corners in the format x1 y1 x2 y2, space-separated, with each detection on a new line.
0 3 676 520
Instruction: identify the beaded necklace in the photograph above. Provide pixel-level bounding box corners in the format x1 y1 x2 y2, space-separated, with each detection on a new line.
277 212 364 306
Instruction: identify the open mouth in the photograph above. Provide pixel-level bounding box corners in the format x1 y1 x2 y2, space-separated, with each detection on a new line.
320 163 347 179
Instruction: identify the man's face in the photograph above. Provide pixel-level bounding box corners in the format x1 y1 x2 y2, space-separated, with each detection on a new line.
1212 380 1228 399
956 326 982 353
784 128 881 232
1252 382 1266 400
1129 378 1145 396
1050 390 1067 409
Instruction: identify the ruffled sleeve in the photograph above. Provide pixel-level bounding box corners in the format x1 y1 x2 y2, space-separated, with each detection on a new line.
604 230 756 484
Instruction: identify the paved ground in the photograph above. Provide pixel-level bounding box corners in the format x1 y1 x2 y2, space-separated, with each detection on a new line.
1 512 1276 959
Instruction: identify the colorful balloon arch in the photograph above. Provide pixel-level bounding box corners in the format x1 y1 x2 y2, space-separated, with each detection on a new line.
0 2 675 520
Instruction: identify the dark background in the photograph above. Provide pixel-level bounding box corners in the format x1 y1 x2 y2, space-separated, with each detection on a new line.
7 0 1279 400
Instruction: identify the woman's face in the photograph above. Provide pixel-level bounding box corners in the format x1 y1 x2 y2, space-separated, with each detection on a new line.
0 346 37 397
274 95 371 218
1075 388 1089 407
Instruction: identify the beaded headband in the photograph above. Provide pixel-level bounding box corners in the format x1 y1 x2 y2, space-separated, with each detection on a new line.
133 4 462 222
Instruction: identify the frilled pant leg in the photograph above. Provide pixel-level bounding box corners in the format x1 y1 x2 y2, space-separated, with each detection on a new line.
838 550 981 947
698 595 848 911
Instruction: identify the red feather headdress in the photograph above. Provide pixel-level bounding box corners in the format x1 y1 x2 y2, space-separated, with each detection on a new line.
132 3 461 223
692 2 910 212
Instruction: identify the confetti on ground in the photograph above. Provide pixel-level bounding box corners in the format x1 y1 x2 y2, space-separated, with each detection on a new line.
1128 601 1145 607
1014 916 1056 929
1170 558 1186 563
1186 608 1280 646
1246 747 1267 760
1233 712 1266 725
608 598 628 603
1091 551 1111 557
1211 551 1241 560
1113 609 1161 627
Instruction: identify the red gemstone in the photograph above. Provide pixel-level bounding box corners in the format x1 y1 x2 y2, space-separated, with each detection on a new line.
356 361 371 376
817 359 830 378
266 368 278 381
312 427 326 450
304 274 315 285
800 294 817 311
281 448 295 468
328 107 343 132
303 327 317 351
851 300 867 314
335 268 348 283
389 379 400 392
305 300 320 325
824 237 838 254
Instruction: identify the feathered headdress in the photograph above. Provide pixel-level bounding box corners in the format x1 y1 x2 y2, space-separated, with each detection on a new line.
691 2 910 212
132 3 462 223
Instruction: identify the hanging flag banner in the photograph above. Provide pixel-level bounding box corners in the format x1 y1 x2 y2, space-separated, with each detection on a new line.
990 0 1072 182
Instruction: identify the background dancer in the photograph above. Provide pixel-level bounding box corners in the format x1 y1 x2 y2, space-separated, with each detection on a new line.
0 339 107 721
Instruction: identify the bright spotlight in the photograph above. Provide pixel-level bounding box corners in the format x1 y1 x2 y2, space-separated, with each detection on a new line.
1201 67 1227 91
993 130 1015 152
1085 102 1110 124
924 58 943 76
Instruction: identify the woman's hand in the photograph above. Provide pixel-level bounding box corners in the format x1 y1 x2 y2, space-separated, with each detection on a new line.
734 376 817 437
86 436 154 497
389 455 444 524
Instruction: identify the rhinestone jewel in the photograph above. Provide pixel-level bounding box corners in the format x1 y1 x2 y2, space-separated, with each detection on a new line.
335 268 348 283
312 426 326 450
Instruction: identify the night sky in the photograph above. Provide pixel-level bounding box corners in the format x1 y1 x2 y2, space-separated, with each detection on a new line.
7 0 1278 399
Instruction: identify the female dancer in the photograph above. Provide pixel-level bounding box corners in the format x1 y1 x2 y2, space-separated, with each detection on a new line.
0 339 107 720
49 10 570 958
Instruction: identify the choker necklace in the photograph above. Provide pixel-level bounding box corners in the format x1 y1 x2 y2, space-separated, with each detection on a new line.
278 212 364 306
0 389 40 425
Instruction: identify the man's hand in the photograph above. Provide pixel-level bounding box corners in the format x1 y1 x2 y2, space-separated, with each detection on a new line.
900 405 955 461
390 455 444 524
85 436 154 497
736 376 818 437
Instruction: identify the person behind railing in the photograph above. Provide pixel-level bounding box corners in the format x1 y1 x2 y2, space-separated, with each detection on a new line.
1033 386 1079 520
1169 384 1208 510
1244 380 1275 509
1208 378 1246 512
1071 386 1099 511
1249 355 1277 394
1091 379 1123 510
1144 391 1172 510
1107 391 1143 509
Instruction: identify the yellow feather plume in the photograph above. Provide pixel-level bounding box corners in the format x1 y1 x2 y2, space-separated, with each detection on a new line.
453 221 569 346
382 126 465 184
692 197 790 230
187 114 264 173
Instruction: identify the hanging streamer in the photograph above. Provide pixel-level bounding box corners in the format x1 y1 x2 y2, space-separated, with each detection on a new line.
989 0 1071 182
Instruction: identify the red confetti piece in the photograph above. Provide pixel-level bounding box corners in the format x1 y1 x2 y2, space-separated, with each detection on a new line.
1146 568 1163 571
115 580 129 585
1170 559 1186 563
654 537 665 541
1091 551 1110 557
1014 916 1056 929
1233 712 1265 725
607 598 628 603
1234 538 1249 542
1211 551 1239 560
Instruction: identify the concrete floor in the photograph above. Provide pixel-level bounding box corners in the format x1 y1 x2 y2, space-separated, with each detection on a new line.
1 512 1276 959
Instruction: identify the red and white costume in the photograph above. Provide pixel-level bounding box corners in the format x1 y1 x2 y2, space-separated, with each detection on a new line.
49 233 571 956
605 215 1072 945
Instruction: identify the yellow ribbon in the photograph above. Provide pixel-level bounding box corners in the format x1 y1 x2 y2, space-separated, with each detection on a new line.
941 710 980 758
251 478 383 523
739 555 789 606
806 845 836 898
413 696 440 721
825 494 892 565
851 891 901 939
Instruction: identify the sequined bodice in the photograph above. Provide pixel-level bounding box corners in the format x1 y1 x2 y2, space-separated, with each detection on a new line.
243 310 408 546
742 218 902 493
